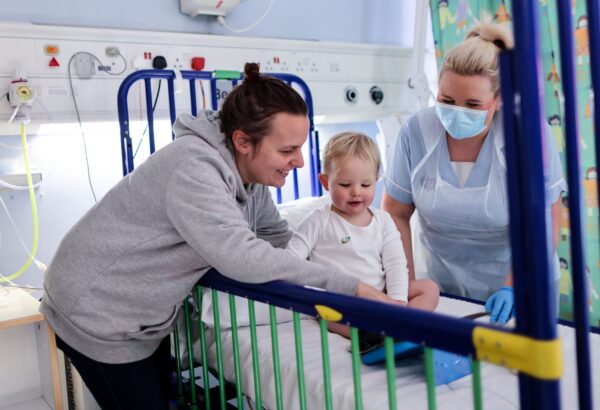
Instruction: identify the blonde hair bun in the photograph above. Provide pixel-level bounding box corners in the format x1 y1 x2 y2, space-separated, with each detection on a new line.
466 19 514 50
440 18 514 96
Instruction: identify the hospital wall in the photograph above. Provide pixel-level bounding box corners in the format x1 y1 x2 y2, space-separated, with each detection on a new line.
0 0 417 46
0 1 431 295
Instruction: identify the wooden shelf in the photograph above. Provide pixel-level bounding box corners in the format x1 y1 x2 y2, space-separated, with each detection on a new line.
0 287 63 410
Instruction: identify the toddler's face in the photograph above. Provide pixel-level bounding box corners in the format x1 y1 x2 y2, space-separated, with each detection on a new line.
321 156 377 218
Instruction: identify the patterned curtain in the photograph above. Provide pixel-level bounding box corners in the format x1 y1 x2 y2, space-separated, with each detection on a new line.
429 0 600 326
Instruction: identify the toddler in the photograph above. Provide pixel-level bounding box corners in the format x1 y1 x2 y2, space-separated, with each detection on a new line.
287 132 439 337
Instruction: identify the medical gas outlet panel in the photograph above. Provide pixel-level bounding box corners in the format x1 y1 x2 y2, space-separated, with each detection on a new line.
0 22 423 127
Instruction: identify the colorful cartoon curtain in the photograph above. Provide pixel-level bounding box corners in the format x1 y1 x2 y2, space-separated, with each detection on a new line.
429 0 600 326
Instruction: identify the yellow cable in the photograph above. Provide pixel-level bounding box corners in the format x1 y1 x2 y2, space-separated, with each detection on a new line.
0 123 39 282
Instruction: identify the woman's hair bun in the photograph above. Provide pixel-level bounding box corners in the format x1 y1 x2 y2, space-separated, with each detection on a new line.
466 15 513 50
243 62 261 83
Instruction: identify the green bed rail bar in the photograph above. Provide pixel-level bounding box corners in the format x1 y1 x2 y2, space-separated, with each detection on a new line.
183 299 199 409
349 327 363 410
293 312 308 410
211 290 227 410
384 336 397 410
269 305 284 410
472 359 483 410
424 347 437 410
248 300 263 409
196 287 211 410
319 319 334 410
228 294 244 409
213 70 241 80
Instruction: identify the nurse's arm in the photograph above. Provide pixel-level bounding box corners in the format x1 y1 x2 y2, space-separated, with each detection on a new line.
382 192 416 280
503 194 562 287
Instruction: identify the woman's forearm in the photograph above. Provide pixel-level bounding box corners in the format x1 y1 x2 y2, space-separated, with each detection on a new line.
395 215 415 280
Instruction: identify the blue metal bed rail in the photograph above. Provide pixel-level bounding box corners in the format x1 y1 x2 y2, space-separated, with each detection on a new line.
197 268 562 379
555 1 593 408
503 1 594 409
116 69 322 201
200 269 481 357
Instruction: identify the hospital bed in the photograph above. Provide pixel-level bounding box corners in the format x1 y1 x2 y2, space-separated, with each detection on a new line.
196 288 600 410
116 3 599 408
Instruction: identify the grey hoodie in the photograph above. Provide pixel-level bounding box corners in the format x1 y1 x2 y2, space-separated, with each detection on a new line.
40 111 359 364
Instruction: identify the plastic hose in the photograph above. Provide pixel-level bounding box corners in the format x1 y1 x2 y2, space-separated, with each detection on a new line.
0 122 39 282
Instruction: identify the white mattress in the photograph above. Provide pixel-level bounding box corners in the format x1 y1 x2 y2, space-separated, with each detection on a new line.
197 297 600 410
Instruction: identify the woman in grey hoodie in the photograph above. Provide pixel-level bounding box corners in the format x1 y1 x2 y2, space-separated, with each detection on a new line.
40 63 393 409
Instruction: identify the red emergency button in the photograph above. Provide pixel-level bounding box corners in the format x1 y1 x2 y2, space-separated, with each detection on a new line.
191 57 205 71
49 57 60 67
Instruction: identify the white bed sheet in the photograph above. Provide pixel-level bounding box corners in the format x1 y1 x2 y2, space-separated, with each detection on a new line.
198 297 600 410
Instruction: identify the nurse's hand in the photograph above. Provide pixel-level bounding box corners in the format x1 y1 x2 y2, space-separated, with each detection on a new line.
356 282 396 304
485 286 514 324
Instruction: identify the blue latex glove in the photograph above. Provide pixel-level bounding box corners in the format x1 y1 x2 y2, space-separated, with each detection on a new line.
485 286 514 324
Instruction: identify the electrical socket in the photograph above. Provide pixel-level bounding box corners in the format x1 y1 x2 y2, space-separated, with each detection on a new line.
105 46 120 57
74 53 95 79
167 50 190 69
171 55 184 69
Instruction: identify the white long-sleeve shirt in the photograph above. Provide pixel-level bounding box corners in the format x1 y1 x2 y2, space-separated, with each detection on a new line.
287 204 409 301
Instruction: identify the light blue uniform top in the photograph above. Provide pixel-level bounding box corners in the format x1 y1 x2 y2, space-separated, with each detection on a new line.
384 107 566 207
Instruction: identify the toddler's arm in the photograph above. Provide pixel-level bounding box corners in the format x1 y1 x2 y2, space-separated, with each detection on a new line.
286 209 322 259
381 211 409 302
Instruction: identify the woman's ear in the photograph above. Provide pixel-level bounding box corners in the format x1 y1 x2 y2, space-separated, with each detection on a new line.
495 97 502 111
231 130 252 155
318 173 330 191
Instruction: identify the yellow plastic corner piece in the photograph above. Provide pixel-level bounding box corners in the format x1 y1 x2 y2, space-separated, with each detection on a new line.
314 305 343 322
473 326 563 380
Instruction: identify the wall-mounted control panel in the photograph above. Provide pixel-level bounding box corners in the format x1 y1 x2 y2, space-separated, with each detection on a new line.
0 23 427 126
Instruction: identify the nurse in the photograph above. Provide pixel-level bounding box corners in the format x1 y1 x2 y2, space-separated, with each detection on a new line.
383 21 565 324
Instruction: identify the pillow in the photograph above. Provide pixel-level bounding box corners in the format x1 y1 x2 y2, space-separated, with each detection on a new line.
201 195 331 329
277 194 331 230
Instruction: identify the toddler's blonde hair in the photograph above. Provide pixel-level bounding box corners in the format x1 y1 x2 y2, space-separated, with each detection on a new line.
321 132 381 176
440 17 514 96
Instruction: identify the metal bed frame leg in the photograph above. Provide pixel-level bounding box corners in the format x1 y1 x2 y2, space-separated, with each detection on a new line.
506 1 562 409
555 0 594 408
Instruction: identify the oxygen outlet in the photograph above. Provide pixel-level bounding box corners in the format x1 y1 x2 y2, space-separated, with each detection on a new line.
344 86 358 105
370 86 384 105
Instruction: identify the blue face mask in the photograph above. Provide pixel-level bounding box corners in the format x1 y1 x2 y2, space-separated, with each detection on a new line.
435 102 489 140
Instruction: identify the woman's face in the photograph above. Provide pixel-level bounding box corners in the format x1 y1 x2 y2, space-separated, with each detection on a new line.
234 113 309 187
437 71 500 128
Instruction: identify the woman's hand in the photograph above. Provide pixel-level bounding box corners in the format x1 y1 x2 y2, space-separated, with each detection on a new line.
355 282 396 304
485 286 514 324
